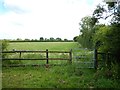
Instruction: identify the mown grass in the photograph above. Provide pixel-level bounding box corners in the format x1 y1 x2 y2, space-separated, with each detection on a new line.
7 42 79 51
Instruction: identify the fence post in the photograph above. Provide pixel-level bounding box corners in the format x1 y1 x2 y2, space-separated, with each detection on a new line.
94 49 98 69
19 52 21 62
19 52 21 58
69 49 72 63
46 49 49 64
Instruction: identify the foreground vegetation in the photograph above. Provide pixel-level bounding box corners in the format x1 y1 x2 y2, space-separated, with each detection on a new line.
2 64 120 88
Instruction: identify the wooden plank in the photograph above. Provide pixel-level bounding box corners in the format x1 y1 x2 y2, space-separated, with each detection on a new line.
49 51 70 53
2 50 46 53
2 64 45 67
2 64 69 67
2 58 47 60
47 58 70 60
2 50 70 53
2 58 70 60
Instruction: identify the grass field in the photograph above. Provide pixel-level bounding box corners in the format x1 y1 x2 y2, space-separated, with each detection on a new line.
2 42 120 88
7 42 79 50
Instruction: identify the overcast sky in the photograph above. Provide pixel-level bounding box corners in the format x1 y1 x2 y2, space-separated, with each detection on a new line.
0 0 103 40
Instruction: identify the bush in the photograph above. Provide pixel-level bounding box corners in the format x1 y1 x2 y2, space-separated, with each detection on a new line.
0 40 9 58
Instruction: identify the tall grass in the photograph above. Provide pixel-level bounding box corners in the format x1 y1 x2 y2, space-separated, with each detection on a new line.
2 64 120 88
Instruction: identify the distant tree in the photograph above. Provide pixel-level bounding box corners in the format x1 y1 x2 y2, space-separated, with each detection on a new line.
56 38 62 42
64 39 68 42
40 37 44 41
16 38 22 41
73 36 78 42
50 37 55 42
34 39 38 42
31 39 34 41
24 38 30 41
44 38 47 41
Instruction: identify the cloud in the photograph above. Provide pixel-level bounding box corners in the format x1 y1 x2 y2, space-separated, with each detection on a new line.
0 0 102 40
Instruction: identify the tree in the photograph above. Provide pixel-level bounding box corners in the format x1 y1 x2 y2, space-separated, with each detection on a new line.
73 36 78 42
16 38 22 41
92 1 120 65
24 38 30 41
50 37 55 42
56 38 62 42
40 37 44 41
93 1 120 24
64 39 68 42
78 16 96 49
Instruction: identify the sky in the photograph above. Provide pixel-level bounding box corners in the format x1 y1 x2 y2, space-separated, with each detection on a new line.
0 0 103 40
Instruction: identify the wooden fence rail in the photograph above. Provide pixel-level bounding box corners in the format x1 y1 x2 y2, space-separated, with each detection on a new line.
2 49 72 64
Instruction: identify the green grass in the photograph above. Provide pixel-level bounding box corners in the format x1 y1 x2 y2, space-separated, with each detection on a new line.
8 42 79 51
2 42 119 88
2 65 119 88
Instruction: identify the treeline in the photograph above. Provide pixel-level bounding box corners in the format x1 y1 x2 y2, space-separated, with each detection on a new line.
76 1 120 60
9 37 73 42
75 1 120 79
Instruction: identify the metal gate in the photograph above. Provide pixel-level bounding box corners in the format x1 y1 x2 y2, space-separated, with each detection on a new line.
72 48 94 68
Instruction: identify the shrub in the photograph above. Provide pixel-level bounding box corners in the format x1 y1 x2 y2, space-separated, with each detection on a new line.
0 40 12 65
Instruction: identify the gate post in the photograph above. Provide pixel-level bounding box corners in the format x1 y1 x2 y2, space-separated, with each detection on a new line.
19 51 21 62
94 49 98 69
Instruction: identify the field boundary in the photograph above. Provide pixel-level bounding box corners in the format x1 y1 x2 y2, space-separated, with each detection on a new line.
2 49 72 65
